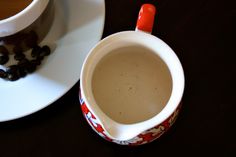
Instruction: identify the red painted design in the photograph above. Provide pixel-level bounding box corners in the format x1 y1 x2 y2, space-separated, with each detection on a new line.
79 90 182 145
80 101 112 141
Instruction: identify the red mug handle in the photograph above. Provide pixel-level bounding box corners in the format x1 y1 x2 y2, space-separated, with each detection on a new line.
136 4 156 34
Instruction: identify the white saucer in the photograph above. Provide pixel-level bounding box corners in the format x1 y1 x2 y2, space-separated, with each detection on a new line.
0 0 105 122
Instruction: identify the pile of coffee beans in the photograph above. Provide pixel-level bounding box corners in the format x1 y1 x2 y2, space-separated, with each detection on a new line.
0 45 50 81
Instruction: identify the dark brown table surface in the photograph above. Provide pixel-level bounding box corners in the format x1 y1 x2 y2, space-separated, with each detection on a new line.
0 0 235 156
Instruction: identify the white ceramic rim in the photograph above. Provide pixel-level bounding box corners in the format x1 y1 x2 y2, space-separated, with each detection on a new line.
80 31 185 140
0 0 49 37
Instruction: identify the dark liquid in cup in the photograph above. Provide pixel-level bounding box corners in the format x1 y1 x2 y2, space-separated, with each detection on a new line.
0 0 33 20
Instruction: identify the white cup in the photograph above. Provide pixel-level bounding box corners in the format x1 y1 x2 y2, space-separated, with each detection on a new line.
0 0 54 53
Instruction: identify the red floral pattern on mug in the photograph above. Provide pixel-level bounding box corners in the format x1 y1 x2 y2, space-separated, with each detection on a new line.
79 91 181 145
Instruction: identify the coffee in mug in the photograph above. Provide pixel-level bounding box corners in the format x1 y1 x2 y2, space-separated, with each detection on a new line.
0 0 33 20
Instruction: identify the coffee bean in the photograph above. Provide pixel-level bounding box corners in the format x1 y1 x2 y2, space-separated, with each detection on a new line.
0 46 9 55
18 66 27 78
14 53 25 61
18 58 29 67
0 46 9 65
24 62 36 73
0 69 7 79
7 65 19 73
31 59 41 66
6 72 19 81
0 55 9 65
6 65 20 81
0 44 51 81
41 45 51 56
31 45 41 58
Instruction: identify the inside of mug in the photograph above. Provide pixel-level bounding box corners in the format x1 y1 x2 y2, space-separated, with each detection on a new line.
0 0 34 21
82 31 184 137
91 44 173 124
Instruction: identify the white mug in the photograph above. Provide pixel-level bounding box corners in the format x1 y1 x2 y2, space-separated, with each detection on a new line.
79 4 185 145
